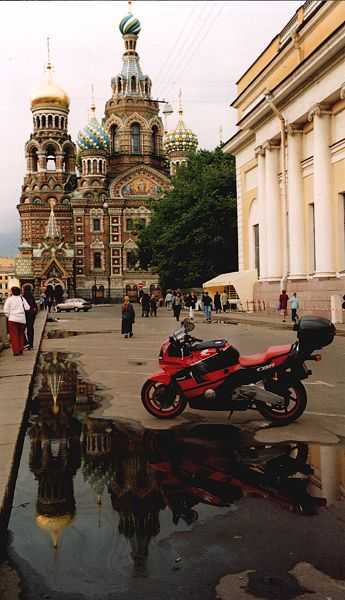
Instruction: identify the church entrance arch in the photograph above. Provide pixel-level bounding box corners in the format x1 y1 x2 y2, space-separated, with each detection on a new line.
44 277 65 302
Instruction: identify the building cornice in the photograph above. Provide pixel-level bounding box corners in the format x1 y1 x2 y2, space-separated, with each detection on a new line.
222 129 255 155
232 0 330 109
235 22 345 132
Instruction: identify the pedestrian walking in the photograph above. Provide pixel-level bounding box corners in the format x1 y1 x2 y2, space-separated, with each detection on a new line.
141 292 150 317
3 286 30 356
165 291 173 310
150 294 157 317
279 289 289 322
202 291 212 323
121 296 135 338
22 285 38 349
221 290 229 312
288 292 300 323
214 291 222 314
191 293 197 310
172 291 183 322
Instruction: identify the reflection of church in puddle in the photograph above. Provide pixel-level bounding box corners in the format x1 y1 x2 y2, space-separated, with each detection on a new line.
15 6 198 302
28 352 339 574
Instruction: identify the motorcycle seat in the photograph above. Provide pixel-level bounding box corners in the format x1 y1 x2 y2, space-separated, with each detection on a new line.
239 344 292 368
192 339 227 351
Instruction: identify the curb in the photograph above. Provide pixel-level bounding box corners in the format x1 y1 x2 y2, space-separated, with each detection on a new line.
195 314 345 336
0 311 48 541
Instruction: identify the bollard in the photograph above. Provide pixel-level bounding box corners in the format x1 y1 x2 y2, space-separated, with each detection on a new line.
0 312 9 350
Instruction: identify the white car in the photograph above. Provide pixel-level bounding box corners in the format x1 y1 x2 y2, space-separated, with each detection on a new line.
56 298 92 312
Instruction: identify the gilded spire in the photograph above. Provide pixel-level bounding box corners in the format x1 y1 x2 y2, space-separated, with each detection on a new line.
90 83 96 119
128 0 133 14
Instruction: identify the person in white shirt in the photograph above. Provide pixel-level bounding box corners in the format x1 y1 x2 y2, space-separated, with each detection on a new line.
288 292 300 323
3 287 30 356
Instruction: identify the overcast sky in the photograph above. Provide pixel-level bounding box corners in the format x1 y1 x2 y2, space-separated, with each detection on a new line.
0 0 303 256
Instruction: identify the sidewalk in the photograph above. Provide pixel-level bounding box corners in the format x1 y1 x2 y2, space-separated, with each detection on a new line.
0 311 47 539
194 310 345 336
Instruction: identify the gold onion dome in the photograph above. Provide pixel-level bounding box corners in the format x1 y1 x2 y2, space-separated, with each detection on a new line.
165 107 198 156
36 513 74 548
31 64 69 110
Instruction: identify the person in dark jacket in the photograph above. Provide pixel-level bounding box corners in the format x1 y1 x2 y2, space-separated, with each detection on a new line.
214 291 222 313
141 292 150 317
172 291 183 322
121 296 135 338
150 294 157 317
23 285 38 349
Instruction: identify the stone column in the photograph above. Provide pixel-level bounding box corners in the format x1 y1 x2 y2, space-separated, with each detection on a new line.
56 152 64 172
255 145 266 279
308 104 334 276
264 142 282 280
287 126 305 278
38 152 46 172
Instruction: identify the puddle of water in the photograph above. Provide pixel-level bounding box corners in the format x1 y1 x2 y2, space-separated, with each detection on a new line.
6 351 345 599
45 330 117 339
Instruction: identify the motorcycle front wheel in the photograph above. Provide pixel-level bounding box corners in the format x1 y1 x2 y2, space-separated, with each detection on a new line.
141 380 187 419
258 380 307 425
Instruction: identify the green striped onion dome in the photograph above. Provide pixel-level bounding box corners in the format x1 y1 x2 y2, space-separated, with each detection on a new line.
165 117 198 155
77 116 110 152
119 14 141 36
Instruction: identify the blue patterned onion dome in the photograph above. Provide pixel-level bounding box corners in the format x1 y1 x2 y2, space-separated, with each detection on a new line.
119 14 141 35
77 116 110 152
165 116 198 155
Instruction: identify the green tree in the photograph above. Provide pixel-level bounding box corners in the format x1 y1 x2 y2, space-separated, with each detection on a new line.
136 148 238 290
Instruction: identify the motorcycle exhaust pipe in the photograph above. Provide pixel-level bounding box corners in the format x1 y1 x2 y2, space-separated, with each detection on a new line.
239 385 284 407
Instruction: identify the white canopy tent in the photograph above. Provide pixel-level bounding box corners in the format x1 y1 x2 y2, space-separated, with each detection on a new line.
202 270 258 308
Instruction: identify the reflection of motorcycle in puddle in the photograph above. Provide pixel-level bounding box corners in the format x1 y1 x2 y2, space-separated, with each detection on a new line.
147 425 326 523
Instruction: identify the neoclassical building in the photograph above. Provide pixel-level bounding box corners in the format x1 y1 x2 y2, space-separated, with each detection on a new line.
16 9 197 301
223 0 345 314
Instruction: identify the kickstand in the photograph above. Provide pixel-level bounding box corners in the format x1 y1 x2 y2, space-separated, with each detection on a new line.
227 410 234 421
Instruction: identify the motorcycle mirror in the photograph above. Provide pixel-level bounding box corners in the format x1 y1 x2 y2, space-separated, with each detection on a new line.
182 318 195 332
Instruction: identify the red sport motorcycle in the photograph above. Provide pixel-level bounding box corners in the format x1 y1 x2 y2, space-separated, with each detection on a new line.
141 316 335 425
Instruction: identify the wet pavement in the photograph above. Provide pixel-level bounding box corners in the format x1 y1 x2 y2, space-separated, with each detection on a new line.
2 307 345 598
1 349 345 599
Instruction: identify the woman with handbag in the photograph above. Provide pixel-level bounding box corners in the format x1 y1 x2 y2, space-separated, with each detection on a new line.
23 285 38 349
3 287 30 356
121 295 135 338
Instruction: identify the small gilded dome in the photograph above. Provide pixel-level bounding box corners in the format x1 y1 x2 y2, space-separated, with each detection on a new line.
36 513 74 548
119 14 141 36
77 110 110 153
165 111 198 156
31 66 69 110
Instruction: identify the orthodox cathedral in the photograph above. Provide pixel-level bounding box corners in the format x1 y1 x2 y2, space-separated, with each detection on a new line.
15 8 198 302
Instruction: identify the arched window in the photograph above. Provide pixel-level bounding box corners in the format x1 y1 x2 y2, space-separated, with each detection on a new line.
131 76 136 93
48 115 53 128
152 125 159 156
131 123 141 154
110 124 118 153
36 116 41 128
93 159 97 174
54 115 59 128
61 117 64 129
41 115 46 128
98 159 102 174
118 78 122 93
31 148 38 172
87 160 91 175
144 80 149 95
46 144 56 171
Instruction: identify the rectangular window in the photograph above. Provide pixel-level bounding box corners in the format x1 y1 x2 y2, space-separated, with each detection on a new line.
93 218 101 232
127 251 137 270
126 218 134 231
94 252 102 269
253 224 260 277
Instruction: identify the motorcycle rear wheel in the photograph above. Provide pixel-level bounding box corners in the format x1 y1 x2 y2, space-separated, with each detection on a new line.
141 380 187 419
258 380 307 425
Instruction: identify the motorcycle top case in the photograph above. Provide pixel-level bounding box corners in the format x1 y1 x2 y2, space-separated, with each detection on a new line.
297 316 335 350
